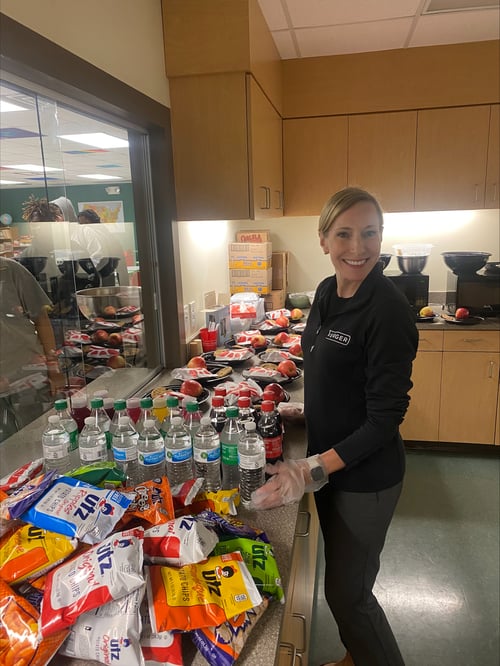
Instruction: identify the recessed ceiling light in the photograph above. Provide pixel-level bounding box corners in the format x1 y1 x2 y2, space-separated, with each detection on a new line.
77 174 123 180
0 179 25 184
7 164 63 172
58 132 129 149
0 100 29 112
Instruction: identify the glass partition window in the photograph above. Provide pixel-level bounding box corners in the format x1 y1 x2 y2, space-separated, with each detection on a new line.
0 80 157 442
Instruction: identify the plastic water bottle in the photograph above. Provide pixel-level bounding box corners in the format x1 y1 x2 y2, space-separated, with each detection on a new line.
136 397 159 434
193 415 221 492
137 419 165 482
164 416 194 487
89 398 112 452
93 390 114 420
70 395 90 432
42 415 71 474
78 416 107 464
184 400 202 443
111 414 139 486
257 400 284 465
238 421 266 506
54 399 78 466
220 406 242 490
110 399 127 436
210 395 227 433
160 395 181 437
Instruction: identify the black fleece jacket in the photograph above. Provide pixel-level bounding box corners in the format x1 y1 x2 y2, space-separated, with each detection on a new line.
302 264 418 492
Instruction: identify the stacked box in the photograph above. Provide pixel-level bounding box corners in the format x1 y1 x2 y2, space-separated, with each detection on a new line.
228 241 273 294
235 229 271 243
272 251 289 291
264 289 286 311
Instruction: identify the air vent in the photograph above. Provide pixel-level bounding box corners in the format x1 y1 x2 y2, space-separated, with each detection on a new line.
425 0 499 13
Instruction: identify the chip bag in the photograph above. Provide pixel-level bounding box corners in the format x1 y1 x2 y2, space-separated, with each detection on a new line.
120 476 175 528
0 523 77 583
67 461 127 488
143 515 218 566
0 470 57 520
140 597 183 666
0 459 44 494
146 552 262 632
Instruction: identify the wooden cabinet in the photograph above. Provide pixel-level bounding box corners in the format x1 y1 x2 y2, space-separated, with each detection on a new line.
439 331 500 445
485 104 499 208
401 330 443 442
169 73 282 220
414 105 491 210
348 111 417 212
283 116 348 216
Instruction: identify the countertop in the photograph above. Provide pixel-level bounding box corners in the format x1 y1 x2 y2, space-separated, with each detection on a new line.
0 363 308 666
416 315 500 331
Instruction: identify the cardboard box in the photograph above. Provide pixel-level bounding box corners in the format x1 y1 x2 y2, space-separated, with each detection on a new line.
235 229 271 243
264 289 286 311
272 251 289 291
230 284 272 295
200 291 231 346
228 242 272 269
229 268 272 288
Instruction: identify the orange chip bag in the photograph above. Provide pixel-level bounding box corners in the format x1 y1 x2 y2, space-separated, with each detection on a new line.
0 523 78 584
146 552 262 632
0 578 68 666
119 476 175 528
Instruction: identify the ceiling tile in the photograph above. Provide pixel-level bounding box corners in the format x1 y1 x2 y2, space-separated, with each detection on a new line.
284 0 422 28
271 30 299 58
295 18 414 57
410 8 500 46
258 0 289 30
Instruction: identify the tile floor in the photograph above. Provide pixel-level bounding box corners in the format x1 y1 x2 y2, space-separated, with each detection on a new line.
310 450 500 666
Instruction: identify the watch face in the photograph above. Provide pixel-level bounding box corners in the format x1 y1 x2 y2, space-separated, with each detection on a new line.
310 465 324 482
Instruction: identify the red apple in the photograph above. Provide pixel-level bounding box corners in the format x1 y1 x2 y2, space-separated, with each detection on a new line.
289 342 303 358
108 332 123 347
262 383 287 404
273 331 291 346
275 315 290 328
277 359 298 378
180 379 203 397
92 329 109 344
187 355 207 369
455 307 470 320
290 308 304 320
250 334 267 349
103 305 117 317
107 354 126 369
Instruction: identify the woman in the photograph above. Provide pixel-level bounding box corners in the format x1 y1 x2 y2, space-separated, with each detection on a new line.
252 187 418 665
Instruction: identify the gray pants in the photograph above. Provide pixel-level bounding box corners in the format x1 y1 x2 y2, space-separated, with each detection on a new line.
314 482 405 666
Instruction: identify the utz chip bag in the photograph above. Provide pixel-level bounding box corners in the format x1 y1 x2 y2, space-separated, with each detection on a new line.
191 599 269 666
0 523 77 583
0 470 57 520
120 476 175 528
20 476 132 544
213 537 285 603
59 587 145 666
0 458 44 494
140 597 183 666
39 528 144 637
196 510 269 543
0 578 68 666
146 552 262 632
143 515 218 566
67 461 127 488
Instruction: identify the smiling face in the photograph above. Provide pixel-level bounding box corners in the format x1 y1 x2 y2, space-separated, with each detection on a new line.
319 200 383 297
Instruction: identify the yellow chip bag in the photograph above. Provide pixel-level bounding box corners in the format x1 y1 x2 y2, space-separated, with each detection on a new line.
0 524 78 584
146 552 262 632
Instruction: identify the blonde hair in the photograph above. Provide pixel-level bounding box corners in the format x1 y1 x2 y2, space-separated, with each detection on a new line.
318 187 384 236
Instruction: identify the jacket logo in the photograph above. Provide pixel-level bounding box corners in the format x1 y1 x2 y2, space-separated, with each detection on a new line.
326 330 351 346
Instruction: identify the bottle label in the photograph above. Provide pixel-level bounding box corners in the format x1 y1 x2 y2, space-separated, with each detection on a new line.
43 443 68 460
165 446 192 463
239 452 266 469
139 450 165 466
194 447 221 464
221 442 238 466
67 428 78 450
113 447 138 462
263 435 283 459
80 445 106 462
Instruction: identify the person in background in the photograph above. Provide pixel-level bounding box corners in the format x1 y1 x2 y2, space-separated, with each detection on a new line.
50 195 78 222
0 256 65 442
252 187 418 666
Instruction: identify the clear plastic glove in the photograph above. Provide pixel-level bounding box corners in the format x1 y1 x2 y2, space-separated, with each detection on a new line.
250 456 328 510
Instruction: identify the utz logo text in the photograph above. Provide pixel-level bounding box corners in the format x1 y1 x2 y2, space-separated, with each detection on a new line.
327 330 351 346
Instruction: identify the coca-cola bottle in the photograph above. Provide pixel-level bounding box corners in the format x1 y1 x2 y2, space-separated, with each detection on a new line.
257 400 283 465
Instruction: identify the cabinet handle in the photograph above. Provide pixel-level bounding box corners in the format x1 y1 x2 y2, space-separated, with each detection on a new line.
265 186 271 209
493 183 498 202
279 641 298 665
474 184 479 202
295 510 311 537
292 613 307 654
488 360 495 379
462 338 483 344
275 189 283 210
258 186 270 210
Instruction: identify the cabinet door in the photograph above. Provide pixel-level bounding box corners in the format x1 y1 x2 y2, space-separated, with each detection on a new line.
169 73 250 220
415 106 490 210
439 352 499 444
248 75 283 218
283 116 348 216
400 351 442 442
348 111 417 212
486 104 499 208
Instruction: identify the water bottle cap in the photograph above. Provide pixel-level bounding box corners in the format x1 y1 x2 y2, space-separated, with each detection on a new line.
114 399 127 410
200 415 211 425
93 390 109 398
140 397 153 408
126 397 140 407
71 395 87 408
211 396 224 407
186 401 199 412
261 400 275 412
166 395 179 407
84 416 95 425
226 406 239 417
54 399 68 410
153 396 166 407
48 415 60 423
244 421 257 431
144 419 155 427
90 398 104 408
171 416 183 425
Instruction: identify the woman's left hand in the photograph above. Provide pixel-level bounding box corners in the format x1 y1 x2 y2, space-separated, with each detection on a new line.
251 459 308 509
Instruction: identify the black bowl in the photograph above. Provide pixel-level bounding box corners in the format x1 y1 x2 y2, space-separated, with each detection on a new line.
441 252 491 275
378 254 392 270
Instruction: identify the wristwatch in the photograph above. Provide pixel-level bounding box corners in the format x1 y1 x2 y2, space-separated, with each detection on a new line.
306 454 328 488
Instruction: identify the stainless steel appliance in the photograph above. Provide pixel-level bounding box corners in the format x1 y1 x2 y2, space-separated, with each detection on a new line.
445 271 500 317
386 272 430 313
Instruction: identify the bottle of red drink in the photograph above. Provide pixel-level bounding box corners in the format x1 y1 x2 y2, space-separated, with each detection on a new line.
210 395 227 433
126 397 141 424
70 395 90 432
257 400 283 465
214 386 227 404
261 389 284 430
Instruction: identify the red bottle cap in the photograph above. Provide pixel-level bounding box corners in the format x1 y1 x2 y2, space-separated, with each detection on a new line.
212 395 224 407
261 400 274 412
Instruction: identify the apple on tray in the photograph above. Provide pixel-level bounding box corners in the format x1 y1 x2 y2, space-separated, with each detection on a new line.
263 382 287 404
290 308 304 321
92 329 109 345
107 354 127 369
250 334 267 350
288 342 303 358
273 331 291 347
455 307 470 320
275 315 290 329
277 359 298 378
108 332 123 348
103 305 117 318
187 355 207 369
180 379 203 397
